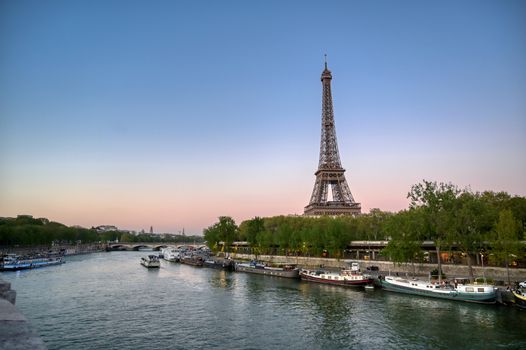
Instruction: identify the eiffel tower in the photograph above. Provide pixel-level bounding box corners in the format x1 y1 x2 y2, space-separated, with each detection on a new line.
304 59 361 216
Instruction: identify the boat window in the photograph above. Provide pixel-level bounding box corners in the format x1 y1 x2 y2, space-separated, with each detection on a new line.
477 288 485 293
466 287 474 292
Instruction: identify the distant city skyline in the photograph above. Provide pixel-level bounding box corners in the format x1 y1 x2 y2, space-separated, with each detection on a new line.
1 0 525 234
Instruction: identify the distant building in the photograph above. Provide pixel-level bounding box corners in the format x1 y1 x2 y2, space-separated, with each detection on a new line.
95 225 119 233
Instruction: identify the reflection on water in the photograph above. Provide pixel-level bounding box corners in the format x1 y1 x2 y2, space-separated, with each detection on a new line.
2 252 525 350
209 270 235 290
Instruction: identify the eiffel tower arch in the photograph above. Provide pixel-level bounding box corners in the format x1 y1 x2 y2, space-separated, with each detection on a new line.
304 60 361 216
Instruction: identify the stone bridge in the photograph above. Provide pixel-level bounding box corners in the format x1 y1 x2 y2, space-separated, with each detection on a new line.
107 243 206 251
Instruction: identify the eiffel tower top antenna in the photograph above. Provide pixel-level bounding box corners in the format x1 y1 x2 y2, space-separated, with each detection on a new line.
324 54 327 69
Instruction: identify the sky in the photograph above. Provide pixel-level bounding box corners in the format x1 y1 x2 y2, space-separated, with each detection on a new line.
1 0 525 234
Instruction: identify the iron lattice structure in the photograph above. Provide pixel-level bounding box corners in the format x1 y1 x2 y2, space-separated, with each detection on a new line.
304 62 361 216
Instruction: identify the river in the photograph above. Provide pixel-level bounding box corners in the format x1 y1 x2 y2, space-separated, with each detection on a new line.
2 251 525 349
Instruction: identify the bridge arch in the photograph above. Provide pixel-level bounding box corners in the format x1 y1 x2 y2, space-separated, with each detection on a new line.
108 244 127 251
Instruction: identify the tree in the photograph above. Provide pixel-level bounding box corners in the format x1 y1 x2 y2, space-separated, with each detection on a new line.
490 209 522 285
203 216 238 253
382 209 425 275
407 180 460 281
506 196 526 238
447 191 493 280
239 216 265 254
120 232 134 243
366 208 392 241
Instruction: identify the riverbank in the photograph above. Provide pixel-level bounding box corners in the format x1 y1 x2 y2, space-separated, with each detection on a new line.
3 245 525 284
0 278 46 350
0 243 105 257
231 253 526 285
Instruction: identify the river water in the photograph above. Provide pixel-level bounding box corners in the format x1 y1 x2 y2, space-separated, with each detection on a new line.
2 252 525 350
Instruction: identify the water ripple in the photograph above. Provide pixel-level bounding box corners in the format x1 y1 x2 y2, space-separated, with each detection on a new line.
2 252 525 350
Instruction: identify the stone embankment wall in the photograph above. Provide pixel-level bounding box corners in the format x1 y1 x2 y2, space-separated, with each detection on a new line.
0 280 16 305
232 254 526 284
0 278 47 350
0 243 104 256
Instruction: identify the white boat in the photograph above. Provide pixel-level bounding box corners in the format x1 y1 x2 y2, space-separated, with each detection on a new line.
300 267 373 287
140 255 160 268
0 254 65 271
379 275 497 304
161 248 181 262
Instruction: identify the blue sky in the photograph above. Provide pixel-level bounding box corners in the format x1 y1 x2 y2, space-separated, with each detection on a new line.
1 0 525 234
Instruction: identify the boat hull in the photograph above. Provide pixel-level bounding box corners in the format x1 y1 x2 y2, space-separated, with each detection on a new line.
235 264 300 278
380 277 497 304
162 256 180 263
512 291 526 309
204 259 235 271
181 257 204 267
140 255 160 268
0 258 64 271
300 271 372 287
140 261 160 268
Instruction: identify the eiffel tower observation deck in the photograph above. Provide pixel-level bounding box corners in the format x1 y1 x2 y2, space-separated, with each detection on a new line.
304 59 361 216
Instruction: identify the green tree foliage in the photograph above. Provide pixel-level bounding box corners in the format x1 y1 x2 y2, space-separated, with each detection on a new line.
446 191 493 279
358 208 392 241
490 209 522 284
383 208 425 272
407 180 460 278
226 212 392 258
0 216 95 246
239 217 264 245
384 183 526 270
203 216 240 253
0 216 203 247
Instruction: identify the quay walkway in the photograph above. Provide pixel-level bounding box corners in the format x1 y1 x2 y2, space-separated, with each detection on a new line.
0 279 46 350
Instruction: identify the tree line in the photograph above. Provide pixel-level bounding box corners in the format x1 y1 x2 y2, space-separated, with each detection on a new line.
0 215 203 246
204 181 526 276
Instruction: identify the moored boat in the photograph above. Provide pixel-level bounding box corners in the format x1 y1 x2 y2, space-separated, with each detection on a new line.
203 257 235 271
300 266 373 287
181 255 204 267
161 248 181 262
512 289 526 309
235 261 300 278
379 275 497 304
0 255 65 271
140 255 160 268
